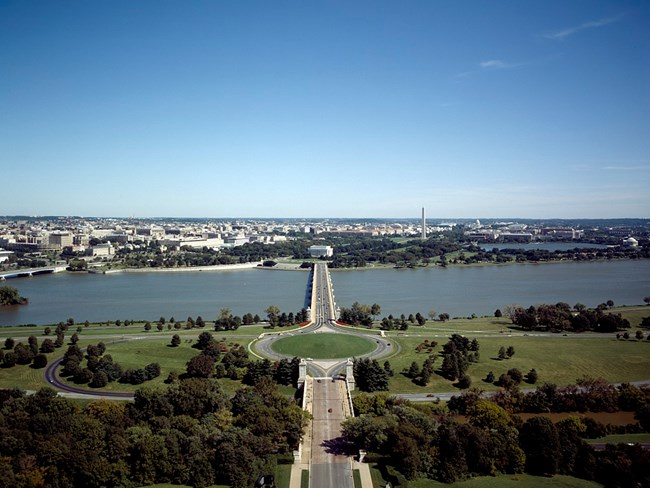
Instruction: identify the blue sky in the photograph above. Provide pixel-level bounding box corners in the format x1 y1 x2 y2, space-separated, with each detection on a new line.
1 1 648 218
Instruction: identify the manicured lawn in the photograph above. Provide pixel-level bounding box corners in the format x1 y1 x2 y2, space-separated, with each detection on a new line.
0 336 253 396
386 334 650 394
271 333 376 359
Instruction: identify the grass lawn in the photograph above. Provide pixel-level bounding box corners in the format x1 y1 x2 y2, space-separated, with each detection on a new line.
407 474 603 487
271 333 377 359
385 334 650 394
0 336 253 396
617 305 650 328
0 322 288 338
585 433 650 445
369 462 602 488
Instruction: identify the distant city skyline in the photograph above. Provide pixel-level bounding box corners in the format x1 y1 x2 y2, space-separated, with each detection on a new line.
1 1 649 218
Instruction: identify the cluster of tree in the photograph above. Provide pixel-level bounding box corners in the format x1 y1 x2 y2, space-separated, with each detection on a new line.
264 305 309 328
0 377 309 488
484 368 537 388
0 286 27 306
379 312 427 330
225 240 312 261
438 334 480 386
116 243 239 268
415 339 438 354
497 345 516 360
1 326 73 369
343 390 650 486
119 363 161 386
339 302 381 327
505 302 631 332
616 330 649 341
15 257 48 268
326 237 463 268
448 378 650 420
404 356 437 386
66 258 87 271
59 342 159 388
459 243 650 265
242 357 301 387
181 332 251 381
326 238 402 268
352 357 390 392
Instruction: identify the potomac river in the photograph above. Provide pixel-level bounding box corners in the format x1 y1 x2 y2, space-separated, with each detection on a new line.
1 259 649 326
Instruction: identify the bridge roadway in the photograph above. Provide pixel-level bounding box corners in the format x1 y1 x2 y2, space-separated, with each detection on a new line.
0 265 67 280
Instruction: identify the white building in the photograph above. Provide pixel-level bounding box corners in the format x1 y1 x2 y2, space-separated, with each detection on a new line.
309 245 333 257
0 249 14 263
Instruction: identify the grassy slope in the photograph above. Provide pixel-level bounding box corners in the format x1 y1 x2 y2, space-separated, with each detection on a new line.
386 334 649 394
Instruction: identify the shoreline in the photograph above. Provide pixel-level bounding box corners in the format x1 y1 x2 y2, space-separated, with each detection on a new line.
101 261 263 274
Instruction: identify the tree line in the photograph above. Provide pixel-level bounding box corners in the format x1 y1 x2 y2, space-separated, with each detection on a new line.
504 302 631 332
342 380 650 486
0 376 308 488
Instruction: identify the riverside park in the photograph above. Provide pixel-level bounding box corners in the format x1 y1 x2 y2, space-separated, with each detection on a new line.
0 263 649 488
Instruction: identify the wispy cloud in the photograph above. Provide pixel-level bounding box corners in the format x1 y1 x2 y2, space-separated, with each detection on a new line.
479 60 510 69
454 59 516 79
545 13 624 40
602 165 650 171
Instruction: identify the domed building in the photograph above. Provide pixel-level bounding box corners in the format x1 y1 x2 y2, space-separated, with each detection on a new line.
623 237 638 247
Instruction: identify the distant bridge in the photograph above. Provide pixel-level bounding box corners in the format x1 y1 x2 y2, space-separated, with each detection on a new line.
0 265 67 280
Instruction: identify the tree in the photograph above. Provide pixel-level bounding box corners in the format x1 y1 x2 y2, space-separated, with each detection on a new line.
506 345 515 358
519 416 560 476
156 323 163 332
494 309 502 318
641 317 650 329
32 353 48 368
438 313 450 322
457 374 472 389
90 370 109 387
0 285 27 305
40 338 55 353
195 331 213 350
3 351 17 367
43 326 51 336
144 322 152 332
4 337 15 350
644 296 650 305
186 354 216 378
428 309 437 320
525 368 538 384
265 305 280 327
170 334 181 347
370 303 381 318
485 371 495 383
498 346 506 360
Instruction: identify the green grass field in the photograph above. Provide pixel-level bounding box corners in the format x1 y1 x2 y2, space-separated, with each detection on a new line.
0 336 254 396
1 306 648 395
271 333 376 359
384 333 649 394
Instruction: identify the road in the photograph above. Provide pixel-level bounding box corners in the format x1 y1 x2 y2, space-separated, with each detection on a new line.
309 378 353 488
